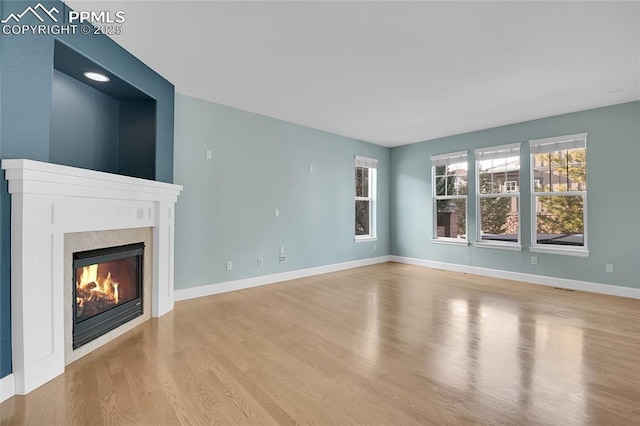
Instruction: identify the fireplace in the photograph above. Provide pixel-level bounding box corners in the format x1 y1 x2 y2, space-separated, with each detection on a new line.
72 243 144 349
3 159 182 395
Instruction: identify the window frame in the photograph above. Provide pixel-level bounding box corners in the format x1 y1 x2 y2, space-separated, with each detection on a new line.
354 155 378 242
529 133 588 257
475 143 522 251
431 151 469 245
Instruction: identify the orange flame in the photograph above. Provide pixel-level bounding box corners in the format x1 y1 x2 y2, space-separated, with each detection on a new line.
76 265 120 304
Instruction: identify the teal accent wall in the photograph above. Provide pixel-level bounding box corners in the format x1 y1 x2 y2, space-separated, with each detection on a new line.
174 94 390 289
50 70 120 173
0 0 175 378
390 101 640 289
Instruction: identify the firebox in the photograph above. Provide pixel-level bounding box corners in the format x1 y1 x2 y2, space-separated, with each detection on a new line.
72 242 144 349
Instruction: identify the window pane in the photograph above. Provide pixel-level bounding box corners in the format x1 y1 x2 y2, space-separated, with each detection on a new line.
478 172 499 194
436 199 466 238
536 195 584 246
567 148 587 190
480 197 518 242
355 167 369 197
355 200 370 235
454 176 468 195
533 148 585 192
435 175 446 196
445 176 455 196
478 156 519 195
533 153 552 192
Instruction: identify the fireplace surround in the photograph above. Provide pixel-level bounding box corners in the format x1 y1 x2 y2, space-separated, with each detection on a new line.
2 159 182 395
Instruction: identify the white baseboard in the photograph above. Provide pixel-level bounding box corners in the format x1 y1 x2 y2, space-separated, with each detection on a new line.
175 256 392 301
390 256 640 299
0 373 15 403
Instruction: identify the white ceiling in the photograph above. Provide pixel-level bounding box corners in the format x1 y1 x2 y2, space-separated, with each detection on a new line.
67 1 640 147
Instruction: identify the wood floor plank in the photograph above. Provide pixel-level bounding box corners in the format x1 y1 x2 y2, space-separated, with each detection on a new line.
1 262 639 425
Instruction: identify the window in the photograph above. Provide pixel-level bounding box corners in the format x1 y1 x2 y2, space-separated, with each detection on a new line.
475 144 521 248
355 156 377 241
432 151 468 243
530 133 588 256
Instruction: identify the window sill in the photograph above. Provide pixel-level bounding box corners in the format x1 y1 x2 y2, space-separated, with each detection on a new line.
355 236 377 243
475 242 522 251
530 246 589 257
431 238 469 247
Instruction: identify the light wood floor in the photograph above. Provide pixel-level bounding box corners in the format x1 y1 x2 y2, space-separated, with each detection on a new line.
2 262 639 425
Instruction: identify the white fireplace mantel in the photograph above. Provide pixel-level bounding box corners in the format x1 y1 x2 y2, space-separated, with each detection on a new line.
2 159 183 395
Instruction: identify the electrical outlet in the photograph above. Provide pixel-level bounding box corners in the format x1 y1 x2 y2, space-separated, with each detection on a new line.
373 243 377 251
226 260 233 271
205 150 212 160
531 256 538 265
258 257 264 266
280 245 285 255
274 208 279 217
279 254 287 263
606 264 614 273
309 164 314 173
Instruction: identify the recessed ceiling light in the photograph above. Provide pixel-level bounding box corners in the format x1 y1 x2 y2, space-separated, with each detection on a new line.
83 71 110 83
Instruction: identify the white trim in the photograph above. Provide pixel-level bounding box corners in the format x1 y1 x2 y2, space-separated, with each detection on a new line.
431 151 468 167
530 246 589 257
435 194 467 200
478 192 520 199
354 155 378 169
529 132 588 152
0 374 15 403
354 236 377 243
532 190 585 197
475 242 522 251
390 256 639 299
474 143 521 161
431 150 467 161
430 238 469 246
175 256 391 301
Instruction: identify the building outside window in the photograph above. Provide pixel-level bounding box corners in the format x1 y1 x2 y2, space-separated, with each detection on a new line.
530 133 588 256
355 156 377 241
432 151 468 242
475 143 521 247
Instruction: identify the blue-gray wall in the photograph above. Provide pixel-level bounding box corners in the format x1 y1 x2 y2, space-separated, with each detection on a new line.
174 94 389 289
50 70 120 173
0 0 175 378
118 100 157 180
390 101 640 289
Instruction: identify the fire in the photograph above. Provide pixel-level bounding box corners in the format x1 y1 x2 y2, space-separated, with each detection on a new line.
76 265 121 318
